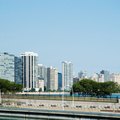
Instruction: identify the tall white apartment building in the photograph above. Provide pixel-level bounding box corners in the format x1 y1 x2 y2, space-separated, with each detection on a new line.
21 52 38 91
110 73 120 84
47 66 58 91
98 74 105 82
91 73 99 82
62 61 73 91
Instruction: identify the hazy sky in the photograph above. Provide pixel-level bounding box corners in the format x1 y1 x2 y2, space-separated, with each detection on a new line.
0 0 120 74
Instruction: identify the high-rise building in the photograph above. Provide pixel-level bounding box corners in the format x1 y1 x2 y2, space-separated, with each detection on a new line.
58 72 62 91
0 52 15 82
35 79 44 92
100 70 110 82
21 52 38 91
110 73 120 84
98 74 105 82
62 61 73 91
14 57 22 84
47 66 58 91
91 73 99 82
37 64 47 87
78 71 87 80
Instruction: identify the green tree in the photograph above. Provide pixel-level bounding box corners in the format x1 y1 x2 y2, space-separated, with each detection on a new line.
0 78 23 93
72 79 120 97
98 81 120 97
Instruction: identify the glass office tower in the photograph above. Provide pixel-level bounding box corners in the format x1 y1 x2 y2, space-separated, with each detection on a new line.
0 52 15 82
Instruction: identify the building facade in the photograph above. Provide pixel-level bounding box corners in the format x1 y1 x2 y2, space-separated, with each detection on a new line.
14 57 22 84
91 73 99 82
58 72 62 91
47 66 58 91
100 70 110 82
35 79 44 92
78 70 88 80
62 61 73 91
0 52 15 82
110 73 120 84
21 52 38 91
37 64 47 87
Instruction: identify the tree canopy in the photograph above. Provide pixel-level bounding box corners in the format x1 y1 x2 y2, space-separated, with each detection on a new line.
0 78 23 93
72 79 120 97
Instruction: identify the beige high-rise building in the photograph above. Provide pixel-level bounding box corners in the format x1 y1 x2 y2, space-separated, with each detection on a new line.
47 66 58 91
36 79 44 92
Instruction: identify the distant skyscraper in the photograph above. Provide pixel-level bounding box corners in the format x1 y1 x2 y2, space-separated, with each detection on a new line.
37 64 47 87
110 73 120 84
78 70 87 80
58 72 62 91
21 52 38 91
0 52 15 82
35 79 44 92
73 77 79 84
62 61 73 91
47 66 58 91
98 74 105 82
91 73 99 82
100 70 110 82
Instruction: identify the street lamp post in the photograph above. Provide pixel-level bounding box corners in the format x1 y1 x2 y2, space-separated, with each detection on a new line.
72 86 74 107
0 89 1 104
62 87 64 110
67 85 74 107
62 85 74 110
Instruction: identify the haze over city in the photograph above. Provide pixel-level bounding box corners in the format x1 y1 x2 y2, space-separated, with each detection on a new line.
0 0 120 73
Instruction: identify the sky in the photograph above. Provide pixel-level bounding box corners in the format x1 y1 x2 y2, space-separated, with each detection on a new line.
0 0 120 75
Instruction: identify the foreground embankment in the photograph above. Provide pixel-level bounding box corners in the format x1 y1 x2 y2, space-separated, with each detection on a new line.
1 94 120 119
0 107 120 119
2 98 120 113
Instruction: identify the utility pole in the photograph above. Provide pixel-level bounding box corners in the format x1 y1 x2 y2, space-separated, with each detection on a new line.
72 87 74 107
0 89 1 104
62 87 64 110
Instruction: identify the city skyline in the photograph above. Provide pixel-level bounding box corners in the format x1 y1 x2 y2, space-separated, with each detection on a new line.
0 1 120 118
0 51 120 76
1 51 120 91
0 0 120 73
